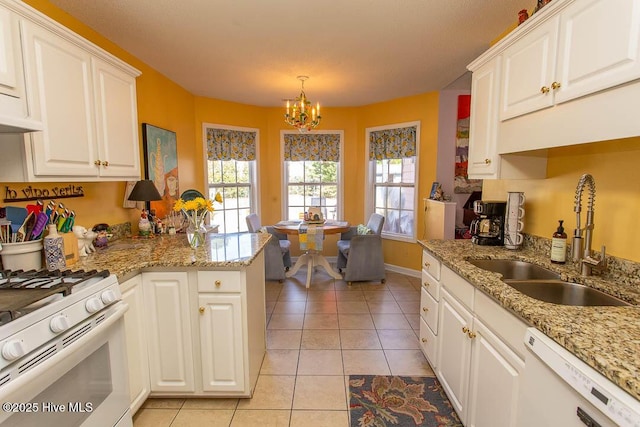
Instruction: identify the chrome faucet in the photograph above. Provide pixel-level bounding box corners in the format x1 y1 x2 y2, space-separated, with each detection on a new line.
572 173 607 276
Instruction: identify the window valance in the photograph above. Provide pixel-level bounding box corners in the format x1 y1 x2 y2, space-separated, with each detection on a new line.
206 128 256 161
369 126 417 160
284 133 340 162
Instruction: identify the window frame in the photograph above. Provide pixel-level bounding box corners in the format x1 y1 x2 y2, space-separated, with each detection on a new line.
365 121 420 243
202 123 259 233
281 130 344 222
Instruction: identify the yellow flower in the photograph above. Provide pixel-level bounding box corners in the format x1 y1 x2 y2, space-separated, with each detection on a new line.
214 192 223 203
172 196 216 214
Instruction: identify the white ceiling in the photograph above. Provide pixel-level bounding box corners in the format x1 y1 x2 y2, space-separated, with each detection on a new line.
48 0 525 107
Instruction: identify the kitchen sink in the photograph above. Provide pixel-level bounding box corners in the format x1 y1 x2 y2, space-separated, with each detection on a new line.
468 259 561 280
503 280 630 306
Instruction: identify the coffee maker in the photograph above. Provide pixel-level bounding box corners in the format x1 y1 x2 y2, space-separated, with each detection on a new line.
470 201 507 246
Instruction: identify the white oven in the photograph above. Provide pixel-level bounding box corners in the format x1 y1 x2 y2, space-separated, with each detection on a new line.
0 294 131 427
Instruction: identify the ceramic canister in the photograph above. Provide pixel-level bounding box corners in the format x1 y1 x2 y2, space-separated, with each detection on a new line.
44 224 66 271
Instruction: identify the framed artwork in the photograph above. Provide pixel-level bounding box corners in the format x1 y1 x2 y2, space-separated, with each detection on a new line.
429 182 442 200
454 95 483 193
142 123 179 220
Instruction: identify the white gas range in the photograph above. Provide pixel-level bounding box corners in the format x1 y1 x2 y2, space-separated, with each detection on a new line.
0 268 131 427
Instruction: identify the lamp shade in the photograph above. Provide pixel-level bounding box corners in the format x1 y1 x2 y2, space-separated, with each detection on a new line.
128 180 162 201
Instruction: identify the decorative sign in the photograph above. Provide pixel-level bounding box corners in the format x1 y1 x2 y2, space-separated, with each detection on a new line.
3 185 85 202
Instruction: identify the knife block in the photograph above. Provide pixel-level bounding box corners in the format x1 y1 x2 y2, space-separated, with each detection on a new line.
61 232 79 267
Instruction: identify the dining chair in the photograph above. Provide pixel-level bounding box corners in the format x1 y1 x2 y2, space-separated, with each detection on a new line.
245 214 292 281
336 213 386 285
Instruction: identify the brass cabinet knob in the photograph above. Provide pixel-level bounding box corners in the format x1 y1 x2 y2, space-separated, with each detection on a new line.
422 307 428 312
199 307 205 314
484 158 491 165
215 280 221 287
94 160 101 166
101 161 109 167
421 338 428 343
551 81 561 90
462 326 470 334
424 261 430 268
468 331 477 339
540 86 550 94
422 282 429 288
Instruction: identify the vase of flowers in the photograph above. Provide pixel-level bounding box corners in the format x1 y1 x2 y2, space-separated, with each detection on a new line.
173 193 222 249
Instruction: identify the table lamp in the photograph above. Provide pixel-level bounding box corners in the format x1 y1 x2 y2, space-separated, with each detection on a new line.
127 180 162 236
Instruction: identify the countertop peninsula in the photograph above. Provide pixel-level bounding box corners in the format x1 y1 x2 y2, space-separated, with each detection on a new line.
418 239 640 401
72 232 271 281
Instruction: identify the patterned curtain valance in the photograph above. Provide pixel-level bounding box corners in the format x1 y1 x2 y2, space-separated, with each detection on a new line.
284 133 340 162
206 128 256 161
369 126 417 160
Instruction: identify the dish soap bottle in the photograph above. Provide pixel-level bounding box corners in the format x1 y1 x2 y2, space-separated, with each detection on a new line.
550 220 567 264
44 224 66 271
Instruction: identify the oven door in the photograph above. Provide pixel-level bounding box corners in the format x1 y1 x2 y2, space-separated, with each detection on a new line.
0 302 131 427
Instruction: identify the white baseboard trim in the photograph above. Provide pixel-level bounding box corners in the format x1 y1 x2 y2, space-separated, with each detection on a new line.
290 256 421 278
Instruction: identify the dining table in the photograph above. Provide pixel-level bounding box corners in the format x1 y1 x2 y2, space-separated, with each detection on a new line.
272 220 350 288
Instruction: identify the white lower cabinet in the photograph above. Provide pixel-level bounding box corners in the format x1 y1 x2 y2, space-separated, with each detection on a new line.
434 265 525 427
143 271 195 393
120 275 150 414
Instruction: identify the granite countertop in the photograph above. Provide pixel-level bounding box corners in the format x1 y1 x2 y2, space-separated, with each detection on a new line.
72 232 271 282
418 239 640 401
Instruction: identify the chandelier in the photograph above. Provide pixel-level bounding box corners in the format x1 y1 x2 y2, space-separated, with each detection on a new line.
284 76 321 133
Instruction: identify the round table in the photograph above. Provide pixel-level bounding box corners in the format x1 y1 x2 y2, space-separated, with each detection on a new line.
272 221 350 288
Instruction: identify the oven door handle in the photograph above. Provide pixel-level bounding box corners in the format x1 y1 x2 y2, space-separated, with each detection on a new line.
0 302 129 397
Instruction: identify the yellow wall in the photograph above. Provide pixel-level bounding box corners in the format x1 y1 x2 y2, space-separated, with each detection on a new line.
482 137 640 263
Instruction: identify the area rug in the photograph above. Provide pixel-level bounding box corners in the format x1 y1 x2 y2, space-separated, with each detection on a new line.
348 375 462 427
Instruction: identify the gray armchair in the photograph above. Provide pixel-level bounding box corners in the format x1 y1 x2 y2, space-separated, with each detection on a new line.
246 214 292 282
336 213 386 285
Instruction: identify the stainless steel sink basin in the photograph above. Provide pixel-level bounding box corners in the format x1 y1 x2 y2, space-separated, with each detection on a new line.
504 280 630 306
468 259 561 280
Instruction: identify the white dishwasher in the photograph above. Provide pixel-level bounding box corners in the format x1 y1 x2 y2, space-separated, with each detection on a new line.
517 328 640 427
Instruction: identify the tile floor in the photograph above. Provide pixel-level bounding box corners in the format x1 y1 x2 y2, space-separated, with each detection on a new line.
133 268 435 427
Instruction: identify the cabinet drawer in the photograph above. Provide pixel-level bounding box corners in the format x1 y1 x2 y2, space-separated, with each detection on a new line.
441 266 474 310
198 270 242 292
420 288 439 334
420 269 440 301
422 250 441 280
419 317 437 368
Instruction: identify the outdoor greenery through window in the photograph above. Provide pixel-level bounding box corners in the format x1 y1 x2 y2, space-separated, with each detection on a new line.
286 161 338 220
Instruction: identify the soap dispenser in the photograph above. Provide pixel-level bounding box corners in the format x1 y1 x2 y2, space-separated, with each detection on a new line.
44 224 66 271
550 220 567 264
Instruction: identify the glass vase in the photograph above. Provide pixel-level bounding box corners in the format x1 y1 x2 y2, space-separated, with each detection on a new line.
186 222 207 249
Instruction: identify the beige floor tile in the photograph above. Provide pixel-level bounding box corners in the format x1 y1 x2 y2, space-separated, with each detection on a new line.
363 290 395 302
406 314 421 330
267 329 302 349
293 376 347 410
371 313 411 329
377 329 419 349
334 290 365 302
297 349 344 375
236 375 295 409
342 350 390 375
170 409 234 426
141 398 184 409
336 301 370 313
305 300 337 313
308 278 336 291
273 300 307 314
303 313 339 329
132 408 178 427
265 301 276 315
335 281 363 291
290 410 349 427
367 301 402 313
306 290 337 302
385 349 435 376
278 290 308 301
397 300 420 314
390 290 421 301
182 399 238 410
337 314 375 329
230 409 290 426
339 330 381 349
301 329 341 349
265 290 281 302
260 349 300 375
268 314 304 329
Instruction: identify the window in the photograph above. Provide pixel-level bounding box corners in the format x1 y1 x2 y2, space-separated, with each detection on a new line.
204 124 258 233
282 131 343 221
366 122 419 242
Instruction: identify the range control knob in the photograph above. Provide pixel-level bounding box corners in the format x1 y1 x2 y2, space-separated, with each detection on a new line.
50 315 70 333
2 340 26 361
85 297 104 313
100 290 117 305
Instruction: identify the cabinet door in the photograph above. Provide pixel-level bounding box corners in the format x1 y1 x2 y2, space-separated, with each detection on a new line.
468 56 501 178
500 15 560 120
0 7 17 96
423 200 455 240
199 294 246 393
92 58 140 178
555 0 640 105
21 20 99 177
436 289 473 423
120 275 150 414
143 272 195 393
467 319 524 427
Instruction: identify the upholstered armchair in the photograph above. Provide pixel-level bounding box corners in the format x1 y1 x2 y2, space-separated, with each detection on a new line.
246 214 292 281
336 213 386 285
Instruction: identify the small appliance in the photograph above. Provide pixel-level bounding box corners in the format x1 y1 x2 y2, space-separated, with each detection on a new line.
470 201 507 246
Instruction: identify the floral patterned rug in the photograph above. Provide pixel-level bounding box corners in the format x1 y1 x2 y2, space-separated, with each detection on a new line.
348 375 463 427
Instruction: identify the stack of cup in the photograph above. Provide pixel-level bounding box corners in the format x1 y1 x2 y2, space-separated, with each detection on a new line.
504 192 525 250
